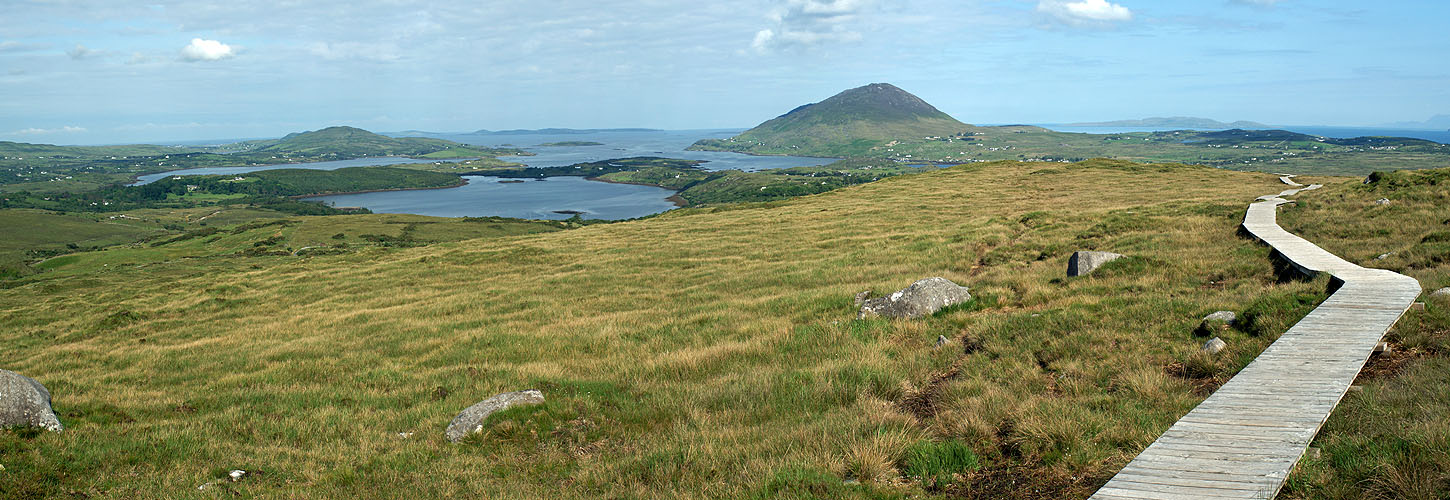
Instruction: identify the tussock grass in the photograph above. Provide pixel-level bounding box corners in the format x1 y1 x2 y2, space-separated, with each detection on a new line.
1276 170 1450 500
0 159 1410 498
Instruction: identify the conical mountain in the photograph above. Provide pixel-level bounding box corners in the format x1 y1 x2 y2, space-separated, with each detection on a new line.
690 83 974 156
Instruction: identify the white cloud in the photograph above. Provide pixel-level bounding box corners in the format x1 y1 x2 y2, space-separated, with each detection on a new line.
1038 0 1133 26
179 38 234 61
308 41 402 62
12 126 87 135
751 0 872 52
67 44 94 60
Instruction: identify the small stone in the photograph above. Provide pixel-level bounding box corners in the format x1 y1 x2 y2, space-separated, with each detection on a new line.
856 277 971 320
1375 252 1394 261
1067 251 1124 277
853 290 872 308
936 335 949 347
1430 287 1450 299
446 390 545 443
1201 337 1227 355
397 432 414 439
0 369 63 432
1375 198 1391 205
228 470 248 482
1202 311 1237 324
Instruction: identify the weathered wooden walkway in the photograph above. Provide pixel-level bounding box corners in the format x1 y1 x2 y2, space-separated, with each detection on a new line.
1089 178 1423 499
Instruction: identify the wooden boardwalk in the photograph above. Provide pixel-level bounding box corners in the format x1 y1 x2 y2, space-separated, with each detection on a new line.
1088 180 1423 500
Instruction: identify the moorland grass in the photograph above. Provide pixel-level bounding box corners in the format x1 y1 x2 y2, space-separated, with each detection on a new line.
0 160 1434 499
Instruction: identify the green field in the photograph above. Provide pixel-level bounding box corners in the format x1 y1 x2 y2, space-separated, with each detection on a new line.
5 160 1446 498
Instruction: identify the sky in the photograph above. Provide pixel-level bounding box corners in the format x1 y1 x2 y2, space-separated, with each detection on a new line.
2 0 1448 145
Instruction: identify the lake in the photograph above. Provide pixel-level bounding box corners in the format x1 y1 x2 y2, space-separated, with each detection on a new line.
301 176 680 220
399 129 838 171
137 130 839 220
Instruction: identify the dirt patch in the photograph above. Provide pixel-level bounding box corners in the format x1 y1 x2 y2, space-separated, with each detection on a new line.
897 361 963 420
1164 362 1225 396
1357 341 1421 379
946 462 1107 500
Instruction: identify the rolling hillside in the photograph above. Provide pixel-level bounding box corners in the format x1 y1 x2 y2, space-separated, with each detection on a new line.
5 160 1447 498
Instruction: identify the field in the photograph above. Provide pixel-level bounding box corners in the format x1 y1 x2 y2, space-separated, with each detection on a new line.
2 160 1447 499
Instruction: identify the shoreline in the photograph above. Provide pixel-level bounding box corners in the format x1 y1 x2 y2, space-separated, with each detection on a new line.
291 177 468 199
583 175 689 207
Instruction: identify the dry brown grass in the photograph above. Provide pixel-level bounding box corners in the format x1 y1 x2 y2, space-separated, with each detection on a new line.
1 159 1360 498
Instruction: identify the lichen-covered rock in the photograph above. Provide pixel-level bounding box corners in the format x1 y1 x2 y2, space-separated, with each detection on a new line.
1200 310 1235 321
1430 287 1450 299
1202 337 1227 355
0 369 62 432
1067 251 1123 277
445 390 544 443
856 277 971 320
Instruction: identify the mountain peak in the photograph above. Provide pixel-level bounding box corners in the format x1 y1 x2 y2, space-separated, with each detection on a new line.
687 83 970 156
778 83 957 123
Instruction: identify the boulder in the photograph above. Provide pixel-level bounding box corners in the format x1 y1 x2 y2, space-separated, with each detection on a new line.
1430 287 1450 299
0 369 62 432
1203 311 1237 324
445 389 544 443
856 277 971 320
853 290 872 308
1194 311 1237 337
1201 337 1227 355
1375 198 1391 205
1067 251 1124 277
935 335 949 348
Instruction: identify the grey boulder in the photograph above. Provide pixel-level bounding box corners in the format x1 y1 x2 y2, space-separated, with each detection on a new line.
1067 251 1124 277
445 389 544 443
1203 311 1237 324
1202 337 1227 355
1430 287 1450 299
0 369 62 432
857 277 971 320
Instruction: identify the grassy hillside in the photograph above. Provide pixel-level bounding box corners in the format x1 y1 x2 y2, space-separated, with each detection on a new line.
2 161 1446 498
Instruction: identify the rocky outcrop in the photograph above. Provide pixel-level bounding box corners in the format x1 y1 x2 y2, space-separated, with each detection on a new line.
0 369 62 432
1067 251 1124 277
445 390 544 443
856 277 971 320
1195 311 1237 337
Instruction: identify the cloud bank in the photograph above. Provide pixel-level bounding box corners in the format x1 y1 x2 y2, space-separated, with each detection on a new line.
752 0 871 52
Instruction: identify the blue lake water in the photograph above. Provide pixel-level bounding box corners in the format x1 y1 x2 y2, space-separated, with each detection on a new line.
301 176 680 220
398 129 838 171
136 130 838 220
131 157 453 185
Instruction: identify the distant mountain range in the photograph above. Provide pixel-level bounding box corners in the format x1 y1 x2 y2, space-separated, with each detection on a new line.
689 83 980 156
1380 114 1450 130
1063 117 1273 129
470 128 662 135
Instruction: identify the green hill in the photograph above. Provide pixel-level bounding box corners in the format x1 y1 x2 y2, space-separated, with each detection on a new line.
240 126 478 157
689 83 977 156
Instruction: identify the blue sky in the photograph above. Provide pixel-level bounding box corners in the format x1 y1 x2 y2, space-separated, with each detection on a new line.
2 0 1447 144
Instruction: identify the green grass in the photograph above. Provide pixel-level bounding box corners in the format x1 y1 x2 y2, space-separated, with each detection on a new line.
1 160 1445 498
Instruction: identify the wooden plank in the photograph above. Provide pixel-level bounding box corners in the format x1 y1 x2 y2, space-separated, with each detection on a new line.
1088 184 1420 500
